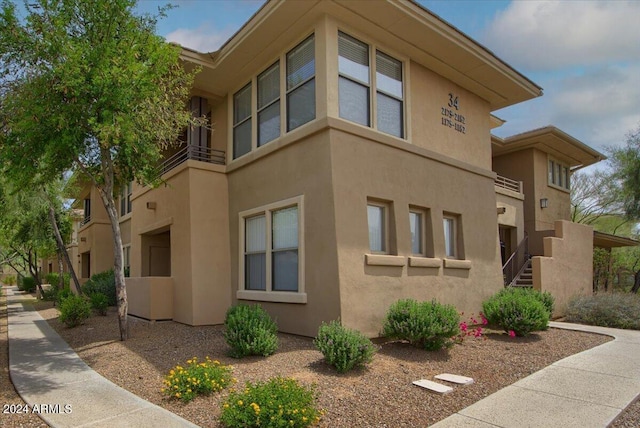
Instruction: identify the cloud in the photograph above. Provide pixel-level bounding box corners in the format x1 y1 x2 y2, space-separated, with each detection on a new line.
165 24 236 52
483 1 640 71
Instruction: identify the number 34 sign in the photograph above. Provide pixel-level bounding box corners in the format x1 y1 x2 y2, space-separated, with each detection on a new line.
441 93 466 134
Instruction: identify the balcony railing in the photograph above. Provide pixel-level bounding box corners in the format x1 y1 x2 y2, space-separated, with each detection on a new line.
503 234 529 286
495 174 523 193
159 145 225 176
80 215 91 227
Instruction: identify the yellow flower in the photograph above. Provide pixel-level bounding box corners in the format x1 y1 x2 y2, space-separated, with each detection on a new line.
175 392 181 398
169 369 175 375
303 416 308 422
237 400 243 406
223 403 229 409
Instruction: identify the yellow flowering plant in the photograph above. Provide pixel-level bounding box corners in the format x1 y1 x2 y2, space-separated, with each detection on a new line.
219 377 323 427
161 356 234 402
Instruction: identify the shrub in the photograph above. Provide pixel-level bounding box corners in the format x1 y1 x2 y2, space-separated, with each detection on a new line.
42 285 59 302
382 299 460 351
220 377 322 428
82 269 116 306
224 305 279 358
89 292 109 316
162 356 234 402
58 294 92 327
566 293 640 330
314 320 376 373
45 272 59 286
56 288 73 304
18 276 37 293
3 275 16 286
482 288 550 337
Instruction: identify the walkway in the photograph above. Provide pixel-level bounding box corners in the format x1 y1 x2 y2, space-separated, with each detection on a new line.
432 321 640 427
5 286 198 428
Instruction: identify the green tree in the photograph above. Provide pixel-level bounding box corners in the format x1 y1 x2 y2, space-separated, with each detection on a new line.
0 0 199 339
609 126 640 220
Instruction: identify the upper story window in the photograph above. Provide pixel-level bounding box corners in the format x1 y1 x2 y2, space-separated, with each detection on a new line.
548 158 570 190
120 182 132 217
338 31 404 138
232 35 316 160
82 198 91 225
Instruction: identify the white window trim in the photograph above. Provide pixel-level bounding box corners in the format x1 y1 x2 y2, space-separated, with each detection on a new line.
337 29 408 140
443 214 458 259
367 200 389 254
409 208 426 256
237 195 306 304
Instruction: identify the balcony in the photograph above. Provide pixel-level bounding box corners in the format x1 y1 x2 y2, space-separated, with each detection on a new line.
80 215 91 227
495 174 523 194
159 145 225 176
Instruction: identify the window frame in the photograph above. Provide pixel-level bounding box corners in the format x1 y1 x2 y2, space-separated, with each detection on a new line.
231 34 316 160
119 182 132 217
367 201 389 254
238 196 306 304
409 209 425 256
443 215 458 259
548 157 570 191
337 30 406 139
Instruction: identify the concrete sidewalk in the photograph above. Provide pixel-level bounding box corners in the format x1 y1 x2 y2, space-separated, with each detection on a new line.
5 286 198 428
432 321 640 428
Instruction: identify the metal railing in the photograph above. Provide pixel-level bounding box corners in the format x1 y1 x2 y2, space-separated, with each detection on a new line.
495 174 523 193
502 234 529 286
159 145 225 176
80 215 91 227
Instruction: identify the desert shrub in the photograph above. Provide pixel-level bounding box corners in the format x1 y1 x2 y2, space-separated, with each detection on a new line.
566 293 640 330
58 294 92 327
482 288 550 336
82 269 116 306
220 377 322 428
382 299 460 351
89 292 109 316
224 305 278 358
56 288 73 304
18 276 37 293
314 320 376 373
3 275 16 286
45 272 59 286
42 284 59 301
162 356 234 402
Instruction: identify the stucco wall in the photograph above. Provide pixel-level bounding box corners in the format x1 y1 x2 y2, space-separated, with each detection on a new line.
532 220 593 317
330 128 504 337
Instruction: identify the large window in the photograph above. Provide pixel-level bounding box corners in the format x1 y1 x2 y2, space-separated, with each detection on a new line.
240 197 304 303
338 32 404 138
443 215 462 259
548 158 570 190
232 35 316 160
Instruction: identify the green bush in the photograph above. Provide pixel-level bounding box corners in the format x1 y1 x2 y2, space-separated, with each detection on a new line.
162 356 234 402
382 299 460 351
566 293 640 330
89 292 109 316
314 320 376 373
42 285 59 301
58 294 92 327
18 276 37 293
82 269 116 306
56 288 73 304
482 288 550 336
220 377 322 428
45 272 59 286
3 275 16 286
224 305 278 358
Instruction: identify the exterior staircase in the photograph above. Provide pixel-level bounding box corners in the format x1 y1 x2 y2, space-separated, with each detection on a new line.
510 259 533 288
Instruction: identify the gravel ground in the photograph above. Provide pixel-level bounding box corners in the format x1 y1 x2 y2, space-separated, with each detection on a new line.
2 292 638 427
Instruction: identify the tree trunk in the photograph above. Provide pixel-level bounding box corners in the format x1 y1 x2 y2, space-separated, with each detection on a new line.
96 148 128 341
47 203 82 294
632 271 640 294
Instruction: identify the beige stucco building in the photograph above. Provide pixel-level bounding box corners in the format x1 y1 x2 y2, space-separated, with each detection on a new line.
71 0 609 337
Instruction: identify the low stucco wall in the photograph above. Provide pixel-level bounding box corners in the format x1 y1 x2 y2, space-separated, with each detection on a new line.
532 220 593 317
126 277 174 321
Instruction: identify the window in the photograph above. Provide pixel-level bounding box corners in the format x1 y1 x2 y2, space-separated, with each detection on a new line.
287 35 315 132
187 96 210 148
232 35 316 159
123 246 131 277
240 197 304 302
443 216 457 258
409 211 423 255
338 32 404 138
258 62 280 146
548 158 570 190
120 182 132 217
367 203 386 253
82 198 91 225
233 83 252 159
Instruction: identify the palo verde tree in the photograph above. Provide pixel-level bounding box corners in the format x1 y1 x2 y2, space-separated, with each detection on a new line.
0 0 199 339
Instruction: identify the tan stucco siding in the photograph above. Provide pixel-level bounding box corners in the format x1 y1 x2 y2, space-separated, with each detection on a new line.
409 60 492 171
227 131 341 337
329 129 503 337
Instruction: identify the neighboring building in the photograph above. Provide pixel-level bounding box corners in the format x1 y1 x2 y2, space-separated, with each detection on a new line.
71 0 609 336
